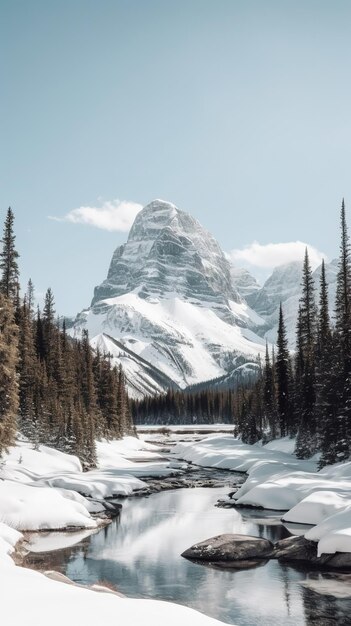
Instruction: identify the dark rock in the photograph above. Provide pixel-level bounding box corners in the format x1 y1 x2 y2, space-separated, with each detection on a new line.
228 491 237 499
215 500 238 509
272 536 318 561
273 536 351 570
327 552 351 568
181 534 274 561
190 558 269 571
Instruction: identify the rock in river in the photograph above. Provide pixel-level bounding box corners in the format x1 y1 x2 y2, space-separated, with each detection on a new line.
273 536 351 569
181 534 274 561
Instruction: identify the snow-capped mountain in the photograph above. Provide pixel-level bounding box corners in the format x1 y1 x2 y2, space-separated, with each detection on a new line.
92 199 240 311
230 265 261 300
248 258 338 347
73 200 267 397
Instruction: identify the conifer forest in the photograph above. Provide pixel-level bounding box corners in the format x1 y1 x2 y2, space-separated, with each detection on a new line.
2 202 351 469
0 208 134 467
133 201 351 467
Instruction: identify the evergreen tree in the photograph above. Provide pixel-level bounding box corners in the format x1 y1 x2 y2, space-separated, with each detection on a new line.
42 288 56 377
80 330 99 416
26 279 35 318
276 303 291 437
295 249 317 458
0 294 19 455
117 365 128 436
263 341 276 437
0 208 20 302
17 299 38 439
317 260 339 466
329 199 351 460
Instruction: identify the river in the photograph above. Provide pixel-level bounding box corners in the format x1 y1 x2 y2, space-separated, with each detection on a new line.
24 435 351 626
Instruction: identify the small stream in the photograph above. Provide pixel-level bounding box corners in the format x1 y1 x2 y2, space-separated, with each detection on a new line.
25 477 351 625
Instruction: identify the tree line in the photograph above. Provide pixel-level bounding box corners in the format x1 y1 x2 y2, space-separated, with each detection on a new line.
237 200 351 466
0 208 134 467
131 387 237 425
133 200 351 468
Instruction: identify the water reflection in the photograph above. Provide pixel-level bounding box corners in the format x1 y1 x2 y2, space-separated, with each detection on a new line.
30 486 351 626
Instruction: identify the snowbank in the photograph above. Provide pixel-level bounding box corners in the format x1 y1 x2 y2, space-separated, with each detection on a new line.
0 523 228 626
96 437 178 477
0 435 182 532
5 440 83 473
282 491 351 525
174 434 351 556
0 521 23 565
2 562 228 626
0 434 230 624
172 435 316 474
43 472 145 499
0 481 99 531
236 472 351 511
305 508 351 556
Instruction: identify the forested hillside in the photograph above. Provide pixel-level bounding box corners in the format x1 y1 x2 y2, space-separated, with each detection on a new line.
0 208 134 467
133 201 351 467
227 201 351 466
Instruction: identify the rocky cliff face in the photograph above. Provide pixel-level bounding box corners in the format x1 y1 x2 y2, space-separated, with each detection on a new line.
93 200 240 313
73 200 266 397
230 265 261 300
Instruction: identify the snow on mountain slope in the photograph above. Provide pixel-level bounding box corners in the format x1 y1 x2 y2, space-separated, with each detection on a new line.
73 200 267 396
91 333 180 398
75 291 266 394
230 265 261 299
248 258 338 347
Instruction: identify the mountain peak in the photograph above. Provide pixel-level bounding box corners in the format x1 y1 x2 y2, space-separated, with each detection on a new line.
73 199 267 396
132 199 179 227
92 199 240 307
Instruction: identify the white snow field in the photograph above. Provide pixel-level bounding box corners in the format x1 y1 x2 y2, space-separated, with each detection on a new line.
173 435 351 556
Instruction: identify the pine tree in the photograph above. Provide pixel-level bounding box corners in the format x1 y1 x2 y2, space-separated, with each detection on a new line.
42 288 56 377
80 330 99 415
26 279 35 318
17 299 38 439
295 249 317 458
0 294 19 455
330 200 351 461
318 260 331 344
96 354 119 437
276 303 291 437
317 260 339 466
117 365 128 436
263 341 276 437
0 208 20 302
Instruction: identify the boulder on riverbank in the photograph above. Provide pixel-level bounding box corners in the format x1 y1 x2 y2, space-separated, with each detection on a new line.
182 534 351 570
181 534 274 561
272 536 317 561
272 535 351 569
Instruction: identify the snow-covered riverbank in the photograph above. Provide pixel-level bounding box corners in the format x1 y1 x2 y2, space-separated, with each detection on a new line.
0 436 185 531
173 435 351 558
2 430 351 625
0 435 229 625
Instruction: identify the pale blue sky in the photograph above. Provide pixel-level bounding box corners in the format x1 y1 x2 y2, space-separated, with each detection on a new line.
1 0 351 314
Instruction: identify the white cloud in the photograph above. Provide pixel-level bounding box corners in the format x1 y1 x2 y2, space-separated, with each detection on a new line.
50 199 143 232
229 240 327 270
